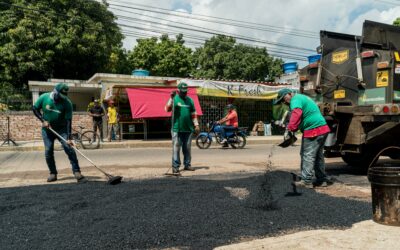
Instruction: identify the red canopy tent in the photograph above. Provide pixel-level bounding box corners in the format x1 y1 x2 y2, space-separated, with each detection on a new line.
125 87 203 119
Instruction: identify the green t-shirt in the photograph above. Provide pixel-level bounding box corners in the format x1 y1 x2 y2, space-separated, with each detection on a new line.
172 95 196 132
34 93 73 130
290 93 326 132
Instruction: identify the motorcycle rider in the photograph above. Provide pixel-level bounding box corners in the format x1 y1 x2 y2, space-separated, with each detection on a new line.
217 104 238 147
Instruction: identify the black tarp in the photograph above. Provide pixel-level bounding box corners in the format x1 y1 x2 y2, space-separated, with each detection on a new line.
362 20 400 50
319 31 361 105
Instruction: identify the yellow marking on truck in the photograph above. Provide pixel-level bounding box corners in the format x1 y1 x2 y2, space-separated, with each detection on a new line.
334 89 345 99
395 52 400 62
332 50 349 64
376 70 389 87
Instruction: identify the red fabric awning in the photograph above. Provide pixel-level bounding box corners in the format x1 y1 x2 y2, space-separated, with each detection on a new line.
126 87 203 119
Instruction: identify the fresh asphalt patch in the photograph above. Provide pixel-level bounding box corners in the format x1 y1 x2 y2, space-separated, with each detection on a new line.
0 171 371 250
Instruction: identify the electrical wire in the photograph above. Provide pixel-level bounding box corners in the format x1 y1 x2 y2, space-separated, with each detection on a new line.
0 1 310 61
108 0 318 37
120 28 309 59
115 13 315 52
121 31 308 61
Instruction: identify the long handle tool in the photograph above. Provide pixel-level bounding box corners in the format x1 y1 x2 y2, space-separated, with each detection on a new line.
48 127 122 185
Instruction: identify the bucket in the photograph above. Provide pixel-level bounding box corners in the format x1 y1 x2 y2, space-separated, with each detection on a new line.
282 62 298 74
307 54 321 64
132 69 150 76
368 166 400 226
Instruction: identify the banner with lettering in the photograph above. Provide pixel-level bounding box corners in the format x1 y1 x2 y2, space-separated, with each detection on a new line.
181 79 289 100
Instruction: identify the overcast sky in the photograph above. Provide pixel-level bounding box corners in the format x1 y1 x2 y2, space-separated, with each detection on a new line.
106 0 400 65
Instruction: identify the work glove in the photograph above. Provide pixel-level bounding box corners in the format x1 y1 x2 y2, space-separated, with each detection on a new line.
170 91 176 98
194 125 200 135
283 130 295 141
42 121 50 128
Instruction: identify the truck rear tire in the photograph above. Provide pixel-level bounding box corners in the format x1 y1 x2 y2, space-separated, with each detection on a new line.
341 150 378 169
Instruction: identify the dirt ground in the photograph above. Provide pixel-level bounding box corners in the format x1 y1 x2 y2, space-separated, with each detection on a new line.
1 146 399 249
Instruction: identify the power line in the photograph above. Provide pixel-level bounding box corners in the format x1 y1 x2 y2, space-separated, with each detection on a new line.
121 31 308 61
115 13 315 52
108 0 318 37
0 1 309 61
118 22 312 57
120 26 310 58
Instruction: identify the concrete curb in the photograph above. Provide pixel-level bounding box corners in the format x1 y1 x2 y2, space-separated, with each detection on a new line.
0 137 284 152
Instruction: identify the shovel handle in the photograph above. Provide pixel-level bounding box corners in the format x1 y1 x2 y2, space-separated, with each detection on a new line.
47 127 97 167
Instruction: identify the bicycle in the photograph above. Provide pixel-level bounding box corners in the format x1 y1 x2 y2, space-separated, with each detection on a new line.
71 125 100 149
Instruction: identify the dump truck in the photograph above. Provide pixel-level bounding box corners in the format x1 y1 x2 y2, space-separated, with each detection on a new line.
299 20 400 168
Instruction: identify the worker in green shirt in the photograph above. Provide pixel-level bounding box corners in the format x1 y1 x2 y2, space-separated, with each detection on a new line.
165 82 200 175
32 83 86 183
274 88 332 188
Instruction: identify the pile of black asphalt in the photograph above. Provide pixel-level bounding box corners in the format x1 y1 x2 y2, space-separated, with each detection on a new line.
0 170 371 250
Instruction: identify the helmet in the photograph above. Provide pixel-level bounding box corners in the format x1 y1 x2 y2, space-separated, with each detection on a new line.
226 104 234 109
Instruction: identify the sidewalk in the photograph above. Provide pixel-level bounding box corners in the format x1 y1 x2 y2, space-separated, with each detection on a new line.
0 135 284 152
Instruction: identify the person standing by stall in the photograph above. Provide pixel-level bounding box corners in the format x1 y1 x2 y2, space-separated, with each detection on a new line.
107 100 119 142
88 99 105 142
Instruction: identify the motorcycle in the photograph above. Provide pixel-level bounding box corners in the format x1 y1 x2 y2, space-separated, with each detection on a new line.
195 121 247 149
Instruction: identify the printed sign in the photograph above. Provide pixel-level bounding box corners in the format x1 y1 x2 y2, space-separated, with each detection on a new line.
395 64 400 74
358 88 386 105
376 70 389 87
395 52 400 62
181 79 287 100
332 50 349 64
334 89 345 99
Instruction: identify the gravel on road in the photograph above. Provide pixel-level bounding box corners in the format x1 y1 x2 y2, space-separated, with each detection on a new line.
0 170 371 250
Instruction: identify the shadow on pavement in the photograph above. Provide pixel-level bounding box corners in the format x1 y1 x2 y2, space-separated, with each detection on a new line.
0 171 371 249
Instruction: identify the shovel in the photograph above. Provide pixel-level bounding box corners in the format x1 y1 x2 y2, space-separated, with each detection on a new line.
48 127 123 185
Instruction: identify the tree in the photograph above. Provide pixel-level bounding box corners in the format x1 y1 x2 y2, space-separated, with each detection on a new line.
394 18 400 26
127 34 193 77
0 0 124 91
107 46 131 75
192 35 283 81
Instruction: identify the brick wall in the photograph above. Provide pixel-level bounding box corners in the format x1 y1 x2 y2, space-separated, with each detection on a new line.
0 112 92 141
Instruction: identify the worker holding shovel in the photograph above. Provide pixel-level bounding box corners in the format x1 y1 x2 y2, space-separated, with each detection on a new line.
274 88 332 188
32 83 86 183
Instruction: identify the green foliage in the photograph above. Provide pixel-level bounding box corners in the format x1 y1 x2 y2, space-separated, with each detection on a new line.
0 82 30 111
394 18 400 26
0 0 124 92
192 35 283 81
127 34 193 77
107 46 131 74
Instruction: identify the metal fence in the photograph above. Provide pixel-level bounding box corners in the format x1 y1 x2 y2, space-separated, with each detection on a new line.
198 96 274 132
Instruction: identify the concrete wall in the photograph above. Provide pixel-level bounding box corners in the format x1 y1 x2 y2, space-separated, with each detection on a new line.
68 93 98 111
0 112 92 141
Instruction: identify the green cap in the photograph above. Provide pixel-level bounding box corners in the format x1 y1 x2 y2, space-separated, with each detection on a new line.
55 83 69 95
177 82 188 93
273 88 292 105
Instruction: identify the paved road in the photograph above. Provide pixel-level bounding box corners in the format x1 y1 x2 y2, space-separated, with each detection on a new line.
1 143 399 249
0 143 380 190
0 144 294 172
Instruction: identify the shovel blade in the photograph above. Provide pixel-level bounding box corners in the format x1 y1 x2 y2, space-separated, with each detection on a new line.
107 176 123 185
